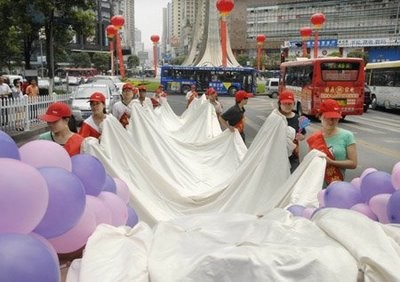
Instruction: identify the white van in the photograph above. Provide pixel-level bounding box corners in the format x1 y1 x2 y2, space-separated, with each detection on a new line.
265 78 279 98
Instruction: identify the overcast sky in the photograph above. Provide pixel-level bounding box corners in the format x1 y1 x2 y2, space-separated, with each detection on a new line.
135 0 168 50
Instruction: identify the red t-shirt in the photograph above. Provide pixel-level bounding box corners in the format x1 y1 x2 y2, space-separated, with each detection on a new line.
65 134 84 156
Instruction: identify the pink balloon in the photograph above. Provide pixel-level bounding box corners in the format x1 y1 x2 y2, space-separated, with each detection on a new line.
317 190 326 207
369 194 391 224
114 178 130 204
350 177 361 189
98 192 128 226
0 159 49 234
350 203 378 221
19 140 72 171
302 207 317 219
48 205 96 254
86 195 112 225
392 162 400 190
360 167 377 182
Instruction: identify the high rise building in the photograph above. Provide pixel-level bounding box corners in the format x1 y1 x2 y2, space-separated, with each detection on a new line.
113 0 135 55
229 0 400 62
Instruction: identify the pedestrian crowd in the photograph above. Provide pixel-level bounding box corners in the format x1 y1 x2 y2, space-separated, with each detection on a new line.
37 83 357 185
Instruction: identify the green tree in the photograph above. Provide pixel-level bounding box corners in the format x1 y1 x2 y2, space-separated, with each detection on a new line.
0 0 96 76
127 55 140 69
171 55 186 65
347 50 368 63
70 52 91 67
92 53 110 73
236 54 250 67
328 51 342 57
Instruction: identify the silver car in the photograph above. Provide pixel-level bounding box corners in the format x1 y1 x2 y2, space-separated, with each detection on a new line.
71 84 120 125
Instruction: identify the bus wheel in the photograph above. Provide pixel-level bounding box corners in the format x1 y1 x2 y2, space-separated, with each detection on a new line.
371 95 377 110
228 87 238 96
181 85 191 94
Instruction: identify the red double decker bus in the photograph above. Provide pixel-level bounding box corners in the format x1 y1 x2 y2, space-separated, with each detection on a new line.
279 57 365 118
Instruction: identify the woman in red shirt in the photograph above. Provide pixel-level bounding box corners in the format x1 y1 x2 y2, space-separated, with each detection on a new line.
39 102 83 156
79 92 107 139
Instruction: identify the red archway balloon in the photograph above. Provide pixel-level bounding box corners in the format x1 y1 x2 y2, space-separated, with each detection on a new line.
150 35 160 43
310 13 326 29
299 27 312 39
256 34 266 44
216 0 234 15
111 15 125 29
106 25 117 39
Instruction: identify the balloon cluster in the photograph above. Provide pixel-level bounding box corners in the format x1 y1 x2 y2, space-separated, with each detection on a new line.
287 162 400 223
0 130 138 282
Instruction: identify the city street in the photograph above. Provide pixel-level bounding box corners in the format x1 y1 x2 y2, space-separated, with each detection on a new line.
166 94 400 181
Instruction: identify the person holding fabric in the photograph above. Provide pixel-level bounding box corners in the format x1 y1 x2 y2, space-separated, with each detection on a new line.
112 82 136 128
307 99 357 186
79 92 107 139
137 85 152 107
156 84 167 98
185 84 198 108
206 87 223 118
151 85 165 109
39 102 83 156
278 90 306 173
219 90 250 142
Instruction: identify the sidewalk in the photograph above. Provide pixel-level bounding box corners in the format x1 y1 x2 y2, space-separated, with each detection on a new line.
8 123 49 146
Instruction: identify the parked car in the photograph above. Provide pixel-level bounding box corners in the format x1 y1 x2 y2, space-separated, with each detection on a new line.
71 84 120 125
265 78 279 98
85 77 120 96
87 75 124 91
364 84 372 112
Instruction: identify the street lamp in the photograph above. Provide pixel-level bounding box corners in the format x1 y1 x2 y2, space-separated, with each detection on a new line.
111 15 125 78
216 0 234 67
106 24 117 76
38 27 46 78
256 34 266 71
310 12 326 59
299 27 312 58
150 35 160 78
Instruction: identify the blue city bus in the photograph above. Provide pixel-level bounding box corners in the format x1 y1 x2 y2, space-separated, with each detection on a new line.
160 65 257 95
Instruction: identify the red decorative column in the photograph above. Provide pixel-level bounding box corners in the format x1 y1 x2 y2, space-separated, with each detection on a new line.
256 34 266 71
111 15 125 78
106 25 117 76
216 0 234 67
310 13 326 59
151 35 160 78
299 27 312 58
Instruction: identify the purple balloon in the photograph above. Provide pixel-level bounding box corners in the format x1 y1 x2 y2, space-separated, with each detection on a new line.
98 192 128 226
360 171 395 203
103 174 117 193
71 154 106 196
0 159 49 234
324 181 362 209
387 191 400 224
0 132 20 159
351 203 378 221
287 204 306 216
392 162 400 190
0 233 60 282
34 167 86 238
126 205 139 227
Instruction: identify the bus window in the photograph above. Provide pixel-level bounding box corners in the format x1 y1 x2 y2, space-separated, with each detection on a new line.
321 62 360 81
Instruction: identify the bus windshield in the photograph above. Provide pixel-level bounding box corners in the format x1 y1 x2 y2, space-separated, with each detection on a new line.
321 62 360 81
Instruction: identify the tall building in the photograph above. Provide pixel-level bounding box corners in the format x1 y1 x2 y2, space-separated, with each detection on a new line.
229 0 400 62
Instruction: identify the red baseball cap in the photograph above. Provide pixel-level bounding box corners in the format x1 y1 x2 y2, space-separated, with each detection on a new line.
138 85 146 92
206 87 217 95
39 102 71 122
89 92 106 103
122 83 135 91
279 90 295 103
235 90 250 102
319 99 342 119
